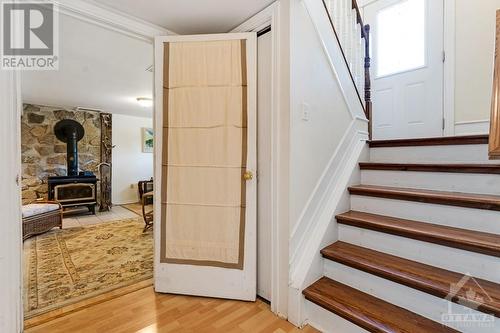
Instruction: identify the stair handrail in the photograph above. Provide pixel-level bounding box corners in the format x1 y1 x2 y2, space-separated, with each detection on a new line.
322 0 372 138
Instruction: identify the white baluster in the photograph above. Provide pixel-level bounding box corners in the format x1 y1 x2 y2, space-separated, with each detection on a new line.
325 0 332 15
355 23 362 93
351 9 358 75
343 0 352 69
332 0 342 34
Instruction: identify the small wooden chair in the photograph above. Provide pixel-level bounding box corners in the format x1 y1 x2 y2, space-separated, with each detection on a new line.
142 191 153 232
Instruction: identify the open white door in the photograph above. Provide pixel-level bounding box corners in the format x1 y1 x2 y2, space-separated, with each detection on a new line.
153 33 257 301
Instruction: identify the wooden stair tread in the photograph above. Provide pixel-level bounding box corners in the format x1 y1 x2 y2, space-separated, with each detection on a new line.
359 163 500 174
336 211 500 257
303 277 459 333
321 242 500 317
369 135 489 148
348 185 500 211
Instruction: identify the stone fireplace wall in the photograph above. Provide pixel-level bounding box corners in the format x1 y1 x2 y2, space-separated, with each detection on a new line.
21 104 102 204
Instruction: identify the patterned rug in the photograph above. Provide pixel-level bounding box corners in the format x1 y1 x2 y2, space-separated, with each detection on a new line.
23 218 153 319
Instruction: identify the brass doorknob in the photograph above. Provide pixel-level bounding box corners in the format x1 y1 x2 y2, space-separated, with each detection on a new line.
243 171 253 181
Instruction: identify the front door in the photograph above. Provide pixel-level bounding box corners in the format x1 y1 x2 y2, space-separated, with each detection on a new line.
153 33 257 301
365 0 444 140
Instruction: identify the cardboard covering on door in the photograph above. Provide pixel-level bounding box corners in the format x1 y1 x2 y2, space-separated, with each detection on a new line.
161 40 247 269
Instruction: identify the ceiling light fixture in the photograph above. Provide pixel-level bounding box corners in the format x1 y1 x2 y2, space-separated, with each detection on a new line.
136 97 153 107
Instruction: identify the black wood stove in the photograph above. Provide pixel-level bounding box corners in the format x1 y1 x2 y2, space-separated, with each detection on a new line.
48 119 97 214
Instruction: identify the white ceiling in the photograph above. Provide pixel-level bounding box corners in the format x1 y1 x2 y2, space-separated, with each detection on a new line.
22 13 154 117
94 0 276 34
22 0 274 118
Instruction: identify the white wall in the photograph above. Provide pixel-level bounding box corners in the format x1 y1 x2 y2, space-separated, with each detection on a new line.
287 0 368 325
112 114 153 205
289 0 353 232
454 0 500 128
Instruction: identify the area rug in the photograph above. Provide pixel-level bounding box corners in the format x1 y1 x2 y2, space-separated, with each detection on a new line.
23 218 153 319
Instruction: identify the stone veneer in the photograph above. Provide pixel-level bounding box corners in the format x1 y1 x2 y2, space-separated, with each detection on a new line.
21 104 102 204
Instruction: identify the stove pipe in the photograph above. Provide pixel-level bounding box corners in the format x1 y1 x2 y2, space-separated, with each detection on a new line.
66 129 79 176
54 119 85 177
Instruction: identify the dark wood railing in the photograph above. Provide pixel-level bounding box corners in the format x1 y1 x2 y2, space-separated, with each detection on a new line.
323 0 372 138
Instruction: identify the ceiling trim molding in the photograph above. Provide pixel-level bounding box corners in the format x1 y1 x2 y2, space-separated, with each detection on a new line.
230 2 276 33
53 0 177 42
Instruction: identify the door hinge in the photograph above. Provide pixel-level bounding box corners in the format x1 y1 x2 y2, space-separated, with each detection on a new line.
442 118 446 130
15 174 20 186
442 51 446 63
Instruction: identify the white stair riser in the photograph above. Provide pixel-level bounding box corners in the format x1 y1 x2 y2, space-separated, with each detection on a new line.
338 224 500 283
305 300 369 333
361 170 500 195
324 260 499 333
350 195 500 235
369 145 495 164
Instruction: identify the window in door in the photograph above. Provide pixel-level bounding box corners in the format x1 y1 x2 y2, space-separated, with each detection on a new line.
376 0 426 77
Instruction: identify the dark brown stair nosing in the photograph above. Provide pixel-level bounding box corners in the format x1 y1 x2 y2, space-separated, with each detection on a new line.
336 211 500 257
359 162 500 174
303 277 460 333
369 134 489 148
348 185 500 211
321 242 500 318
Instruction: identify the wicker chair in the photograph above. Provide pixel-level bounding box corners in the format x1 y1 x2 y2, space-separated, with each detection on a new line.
22 200 63 241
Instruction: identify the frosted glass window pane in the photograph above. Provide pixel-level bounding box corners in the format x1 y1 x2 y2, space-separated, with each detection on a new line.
376 0 426 77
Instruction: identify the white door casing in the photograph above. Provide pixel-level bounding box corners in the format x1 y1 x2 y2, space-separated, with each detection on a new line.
153 33 257 301
257 30 273 301
0 70 23 332
365 0 444 140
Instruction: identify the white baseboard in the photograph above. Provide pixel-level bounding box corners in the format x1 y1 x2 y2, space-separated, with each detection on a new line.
454 120 490 135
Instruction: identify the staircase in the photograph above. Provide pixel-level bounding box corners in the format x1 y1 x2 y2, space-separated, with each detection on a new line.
302 135 500 332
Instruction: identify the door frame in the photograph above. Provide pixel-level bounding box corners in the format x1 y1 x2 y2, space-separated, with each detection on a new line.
231 2 289 318
0 70 23 333
443 0 455 136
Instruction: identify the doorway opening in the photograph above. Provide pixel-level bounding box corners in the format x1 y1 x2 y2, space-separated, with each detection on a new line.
20 12 155 326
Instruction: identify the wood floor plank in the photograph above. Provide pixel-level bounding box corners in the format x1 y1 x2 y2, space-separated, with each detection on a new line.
25 286 317 333
336 211 500 257
303 277 459 333
322 242 500 317
348 185 500 211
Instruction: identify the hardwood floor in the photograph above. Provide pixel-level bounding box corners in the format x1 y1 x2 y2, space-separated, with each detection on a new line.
26 286 319 333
